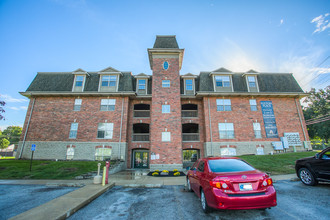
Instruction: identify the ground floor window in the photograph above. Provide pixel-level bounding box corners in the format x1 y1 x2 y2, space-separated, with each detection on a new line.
66 147 74 160
220 147 236 156
219 123 235 139
95 147 112 161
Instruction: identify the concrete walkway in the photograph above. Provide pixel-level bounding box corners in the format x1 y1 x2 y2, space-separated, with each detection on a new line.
3 171 298 220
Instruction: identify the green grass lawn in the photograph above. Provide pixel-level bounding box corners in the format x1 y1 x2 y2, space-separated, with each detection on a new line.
0 160 107 180
239 151 316 175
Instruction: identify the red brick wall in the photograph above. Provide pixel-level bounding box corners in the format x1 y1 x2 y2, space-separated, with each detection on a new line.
202 96 309 143
150 57 182 165
21 96 129 142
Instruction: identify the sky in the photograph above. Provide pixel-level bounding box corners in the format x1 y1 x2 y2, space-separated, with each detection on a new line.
0 0 329 131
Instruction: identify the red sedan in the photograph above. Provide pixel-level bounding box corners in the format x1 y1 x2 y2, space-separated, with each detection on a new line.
186 157 277 213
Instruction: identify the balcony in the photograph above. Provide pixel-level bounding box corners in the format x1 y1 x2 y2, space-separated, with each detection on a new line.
134 104 150 118
182 110 198 118
182 133 200 142
182 104 198 118
132 133 150 142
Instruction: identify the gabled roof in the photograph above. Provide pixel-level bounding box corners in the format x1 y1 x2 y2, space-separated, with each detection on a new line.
99 66 121 73
182 73 198 78
212 67 232 73
135 73 151 78
246 69 258 73
72 68 87 73
153 35 179 49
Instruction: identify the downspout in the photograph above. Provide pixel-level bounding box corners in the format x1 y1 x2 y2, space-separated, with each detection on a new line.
295 98 307 141
19 97 35 159
208 98 213 156
119 97 124 160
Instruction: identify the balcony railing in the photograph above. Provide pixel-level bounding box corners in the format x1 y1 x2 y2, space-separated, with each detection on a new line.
182 110 198 118
134 110 150 118
132 133 150 142
182 133 200 142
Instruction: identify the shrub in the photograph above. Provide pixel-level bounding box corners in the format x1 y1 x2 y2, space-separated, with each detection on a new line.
173 169 178 172
174 172 180 176
152 172 159 176
162 170 169 173
155 169 159 172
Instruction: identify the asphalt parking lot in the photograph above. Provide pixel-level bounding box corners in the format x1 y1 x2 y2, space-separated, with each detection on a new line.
0 185 78 220
69 180 330 220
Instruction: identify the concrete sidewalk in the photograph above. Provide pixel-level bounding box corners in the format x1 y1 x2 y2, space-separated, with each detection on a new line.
3 171 298 220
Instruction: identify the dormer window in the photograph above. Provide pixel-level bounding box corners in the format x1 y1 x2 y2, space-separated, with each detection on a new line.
182 73 197 95
72 75 86 92
245 75 259 92
186 79 193 90
135 73 150 95
102 75 117 87
138 79 146 90
215 76 230 87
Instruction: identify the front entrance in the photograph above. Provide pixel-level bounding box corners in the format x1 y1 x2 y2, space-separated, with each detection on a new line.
183 149 200 169
133 150 149 169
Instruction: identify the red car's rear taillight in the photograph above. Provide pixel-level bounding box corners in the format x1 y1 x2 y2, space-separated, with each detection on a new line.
210 181 229 189
262 178 273 186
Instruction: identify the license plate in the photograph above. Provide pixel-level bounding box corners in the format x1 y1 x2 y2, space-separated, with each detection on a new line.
239 183 253 191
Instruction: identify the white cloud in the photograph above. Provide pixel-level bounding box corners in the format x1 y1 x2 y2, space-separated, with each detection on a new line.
7 106 27 111
0 94 28 103
311 13 330 34
280 19 284 25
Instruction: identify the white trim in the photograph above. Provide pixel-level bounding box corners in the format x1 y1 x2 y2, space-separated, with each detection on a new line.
72 75 86 92
136 78 148 95
230 75 234 92
246 75 259 92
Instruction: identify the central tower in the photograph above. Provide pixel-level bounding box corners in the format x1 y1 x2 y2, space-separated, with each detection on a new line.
148 35 184 170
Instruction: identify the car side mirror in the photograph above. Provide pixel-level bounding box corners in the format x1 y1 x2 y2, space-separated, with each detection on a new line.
315 153 320 159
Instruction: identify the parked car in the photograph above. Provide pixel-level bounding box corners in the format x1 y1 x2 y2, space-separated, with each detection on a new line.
295 147 330 186
186 157 276 213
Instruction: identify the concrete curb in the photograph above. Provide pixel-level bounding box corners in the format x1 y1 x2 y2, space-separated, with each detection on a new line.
10 183 115 220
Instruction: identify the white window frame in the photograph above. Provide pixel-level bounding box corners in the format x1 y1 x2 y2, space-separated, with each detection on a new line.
66 147 75 160
69 123 78 139
220 147 236 156
97 123 114 139
256 147 264 155
245 75 259 92
185 79 193 91
100 99 116 111
138 79 146 90
101 75 117 87
95 147 112 161
216 99 232 111
162 132 171 142
162 80 170 88
74 99 82 111
214 75 231 87
253 122 262 139
218 123 235 139
250 99 257 111
72 75 86 92
162 105 170 113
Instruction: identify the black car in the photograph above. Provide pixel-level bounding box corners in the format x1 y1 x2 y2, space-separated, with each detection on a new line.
295 147 330 186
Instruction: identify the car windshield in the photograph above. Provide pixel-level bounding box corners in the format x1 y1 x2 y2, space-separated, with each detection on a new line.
208 159 255 173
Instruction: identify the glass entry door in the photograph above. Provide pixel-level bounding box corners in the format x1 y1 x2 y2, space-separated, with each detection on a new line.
133 151 149 169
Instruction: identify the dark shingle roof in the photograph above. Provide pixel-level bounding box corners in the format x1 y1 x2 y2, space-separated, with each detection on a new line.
153 35 179 49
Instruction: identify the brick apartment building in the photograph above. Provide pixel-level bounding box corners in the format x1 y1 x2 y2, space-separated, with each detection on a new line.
17 36 310 170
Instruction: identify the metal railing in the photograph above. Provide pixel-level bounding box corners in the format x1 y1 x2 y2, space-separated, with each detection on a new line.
181 110 198 118
182 133 200 141
132 133 150 142
134 110 150 118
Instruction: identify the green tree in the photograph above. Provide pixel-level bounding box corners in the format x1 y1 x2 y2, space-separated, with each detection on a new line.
2 126 22 145
0 96 5 121
303 86 330 142
0 138 10 150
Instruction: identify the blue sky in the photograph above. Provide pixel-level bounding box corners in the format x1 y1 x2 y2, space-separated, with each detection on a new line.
0 0 329 130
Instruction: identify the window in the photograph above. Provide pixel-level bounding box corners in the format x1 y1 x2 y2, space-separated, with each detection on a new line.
100 99 116 111
66 147 74 160
74 99 82 111
248 76 256 87
95 147 112 161
75 76 84 87
250 99 257 111
215 76 230 87
162 80 170 88
219 123 235 139
216 99 231 111
97 123 113 139
253 123 262 138
209 159 254 172
197 161 205 172
220 148 237 156
138 79 146 90
186 79 193 91
162 105 170 113
256 147 264 155
101 75 117 87
69 123 78 139
162 132 171 142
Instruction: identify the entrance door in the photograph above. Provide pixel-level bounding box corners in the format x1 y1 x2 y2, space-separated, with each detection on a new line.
134 151 149 169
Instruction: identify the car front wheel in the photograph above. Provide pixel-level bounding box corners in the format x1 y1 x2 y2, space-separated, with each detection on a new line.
298 168 317 186
200 189 211 213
